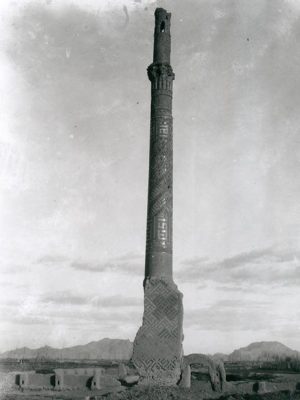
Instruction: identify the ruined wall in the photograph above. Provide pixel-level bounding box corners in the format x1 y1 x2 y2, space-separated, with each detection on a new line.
0 372 18 392
16 367 119 391
184 354 226 392
62 374 90 389
19 373 54 389
54 367 105 376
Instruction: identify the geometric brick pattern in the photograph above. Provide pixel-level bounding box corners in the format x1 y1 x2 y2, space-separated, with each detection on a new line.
145 65 174 257
132 278 184 386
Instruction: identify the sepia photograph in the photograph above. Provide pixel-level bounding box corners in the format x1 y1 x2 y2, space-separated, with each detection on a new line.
0 0 300 399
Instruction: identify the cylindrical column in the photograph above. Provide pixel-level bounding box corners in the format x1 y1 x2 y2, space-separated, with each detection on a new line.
145 8 175 282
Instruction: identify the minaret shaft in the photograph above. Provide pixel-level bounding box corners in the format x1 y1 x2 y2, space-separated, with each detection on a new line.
145 8 175 281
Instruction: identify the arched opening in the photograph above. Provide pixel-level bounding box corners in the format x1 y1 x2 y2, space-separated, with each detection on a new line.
160 21 165 32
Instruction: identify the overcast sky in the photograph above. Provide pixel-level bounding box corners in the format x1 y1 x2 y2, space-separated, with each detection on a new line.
0 0 300 355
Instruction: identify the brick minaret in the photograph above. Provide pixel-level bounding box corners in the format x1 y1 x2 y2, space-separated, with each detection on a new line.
145 8 174 282
132 8 184 386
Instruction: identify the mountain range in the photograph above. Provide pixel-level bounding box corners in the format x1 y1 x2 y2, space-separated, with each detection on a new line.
0 338 133 360
1 340 299 362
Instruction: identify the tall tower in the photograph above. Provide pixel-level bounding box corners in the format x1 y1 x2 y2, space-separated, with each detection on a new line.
132 8 184 386
145 8 174 282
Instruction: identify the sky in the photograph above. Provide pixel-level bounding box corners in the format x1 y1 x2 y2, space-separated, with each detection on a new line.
0 0 300 355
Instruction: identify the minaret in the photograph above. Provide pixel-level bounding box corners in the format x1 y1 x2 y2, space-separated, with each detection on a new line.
145 8 174 282
132 8 184 386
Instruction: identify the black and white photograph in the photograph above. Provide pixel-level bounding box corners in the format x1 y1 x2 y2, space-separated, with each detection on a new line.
0 0 300 398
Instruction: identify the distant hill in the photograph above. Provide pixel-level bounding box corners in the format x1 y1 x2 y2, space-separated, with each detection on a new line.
0 338 133 360
212 353 229 362
228 341 300 362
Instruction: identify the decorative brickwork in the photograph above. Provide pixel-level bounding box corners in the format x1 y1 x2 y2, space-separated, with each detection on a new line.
132 278 183 385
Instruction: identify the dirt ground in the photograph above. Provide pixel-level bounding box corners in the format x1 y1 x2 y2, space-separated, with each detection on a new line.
1 387 300 400
105 388 300 400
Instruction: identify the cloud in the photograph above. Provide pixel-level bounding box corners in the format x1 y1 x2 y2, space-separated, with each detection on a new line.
178 248 300 287
70 253 143 274
185 308 266 332
40 292 142 307
10 316 52 326
92 295 142 307
216 285 257 293
36 255 67 264
33 252 144 274
41 293 88 305
0 266 21 275
185 298 274 332
6 308 141 327
70 261 103 273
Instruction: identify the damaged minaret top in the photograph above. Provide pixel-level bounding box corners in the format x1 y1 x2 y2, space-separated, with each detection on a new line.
153 8 171 63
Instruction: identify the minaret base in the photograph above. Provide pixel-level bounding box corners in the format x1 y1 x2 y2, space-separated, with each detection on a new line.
132 277 184 386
